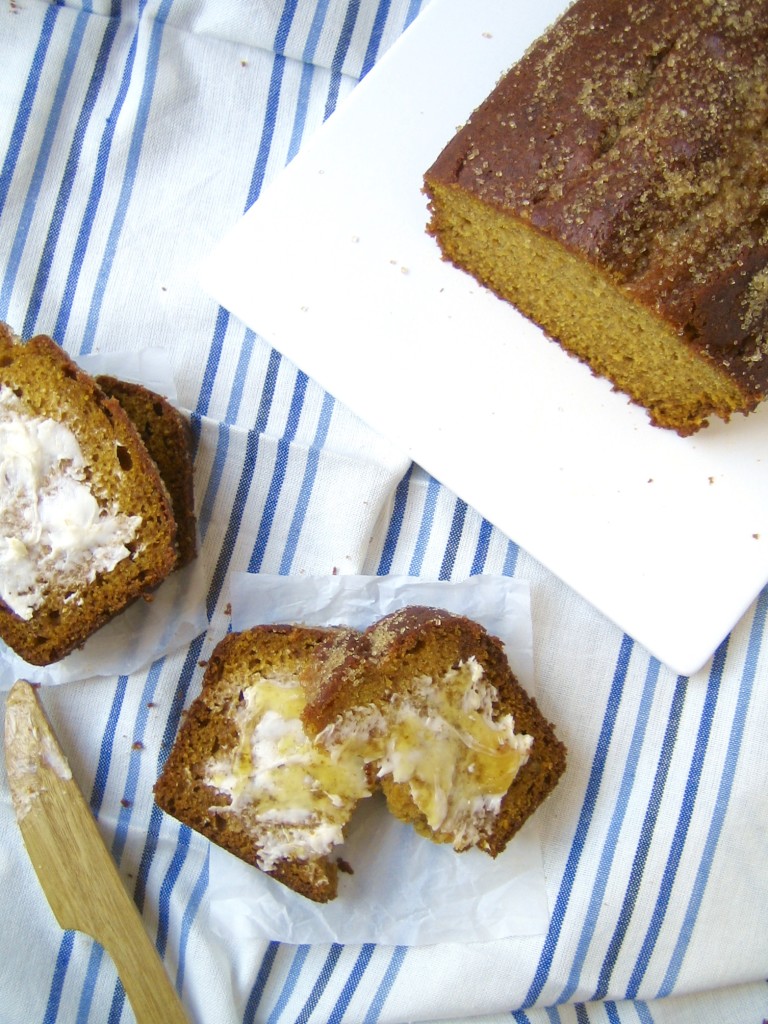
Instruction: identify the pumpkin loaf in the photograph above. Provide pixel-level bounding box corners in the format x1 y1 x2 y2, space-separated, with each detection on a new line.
424 0 768 435
0 325 179 665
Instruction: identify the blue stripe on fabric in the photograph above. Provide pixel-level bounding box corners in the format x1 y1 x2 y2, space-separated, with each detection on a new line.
243 942 281 1024
198 346 279 554
636 1001 655 1024
0 3 59 224
107 974 127 1024
134 803 167 913
377 463 413 574
80 0 174 354
224 328 257 423
111 659 165 864
286 0 330 161
470 517 493 575
502 537 520 576
196 307 231 420
294 944 344 1024
267 945 311 1024
2 8 89 326
438 497 467 579
244 48 288 211
42 930 76 1024
511 1010 532 1024
208 426 261 616
605 1002 620 1024
289 60 317 162
176 849 209 993
575 1004 589 1024
405 0 424 27
156 824 191 958
279 389 335 574
409 473 440 575
324 0 360 119
524 634 634 1007
156 632 207 776
659 587 768 996
557 657 661 1003
247 370 308 573
189 408 203 457
326 944 376 1024
76 942 105 1024
302 0 331 62
133 633 206 917
197 418 230 542
361 946 407 1024
625 640 727 998
361 0 392 77
90 674 128 815
273 0 299 52
593 674 687 1000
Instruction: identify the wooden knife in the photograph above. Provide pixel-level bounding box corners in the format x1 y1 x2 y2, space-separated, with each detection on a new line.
4 679 188 1024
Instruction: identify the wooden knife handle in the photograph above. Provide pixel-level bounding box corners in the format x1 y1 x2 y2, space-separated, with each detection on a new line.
100 899 189 1024
5 682 188 1024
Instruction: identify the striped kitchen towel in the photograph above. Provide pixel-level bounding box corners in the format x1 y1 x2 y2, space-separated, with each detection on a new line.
1 2 767 1023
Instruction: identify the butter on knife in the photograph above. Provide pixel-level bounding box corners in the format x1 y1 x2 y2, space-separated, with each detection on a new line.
4 680 188 1024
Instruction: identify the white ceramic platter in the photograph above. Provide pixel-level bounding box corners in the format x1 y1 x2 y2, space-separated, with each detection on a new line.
198 0 768 676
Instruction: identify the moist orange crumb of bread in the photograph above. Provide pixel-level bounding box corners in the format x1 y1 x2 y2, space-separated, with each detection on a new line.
302 606 567 857
154 624 374 903
97 375 197 569
0 325 178 666
423 0 768 436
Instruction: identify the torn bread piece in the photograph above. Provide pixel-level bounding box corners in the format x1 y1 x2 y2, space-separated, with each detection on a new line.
154 625 373 903
303 606 567 857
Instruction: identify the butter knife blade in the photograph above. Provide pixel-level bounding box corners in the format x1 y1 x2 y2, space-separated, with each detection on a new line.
4 680 188 1024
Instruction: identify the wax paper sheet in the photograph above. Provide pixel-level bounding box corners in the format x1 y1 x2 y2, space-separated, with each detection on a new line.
207 572 552 945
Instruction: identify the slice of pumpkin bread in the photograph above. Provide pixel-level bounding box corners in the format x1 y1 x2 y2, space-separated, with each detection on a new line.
0 325 178 665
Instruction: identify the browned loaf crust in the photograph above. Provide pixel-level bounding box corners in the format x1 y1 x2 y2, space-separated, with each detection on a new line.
303 606 567 858
154 625 367 903
97 375 197 569
424 0 768 435
0 326 178 665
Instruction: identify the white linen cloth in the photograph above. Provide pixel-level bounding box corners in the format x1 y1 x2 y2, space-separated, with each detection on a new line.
1 2 767 1023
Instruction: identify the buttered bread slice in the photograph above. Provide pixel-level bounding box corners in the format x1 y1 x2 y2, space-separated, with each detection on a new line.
154 625 374 903
303 607 567 857
0 325 178 665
